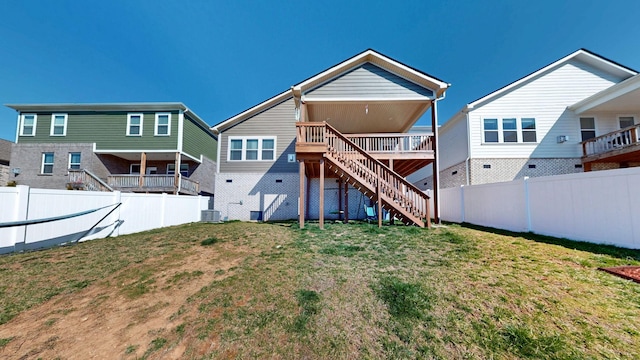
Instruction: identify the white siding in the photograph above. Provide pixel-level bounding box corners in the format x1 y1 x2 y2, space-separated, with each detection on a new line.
439 113 469 170
469 59 626 159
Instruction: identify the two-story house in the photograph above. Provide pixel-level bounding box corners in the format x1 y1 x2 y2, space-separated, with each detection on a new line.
410 49 639 190
212 49 448 227
7 103 217 195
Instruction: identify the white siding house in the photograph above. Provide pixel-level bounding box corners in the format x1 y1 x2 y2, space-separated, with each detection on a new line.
412 49 638 190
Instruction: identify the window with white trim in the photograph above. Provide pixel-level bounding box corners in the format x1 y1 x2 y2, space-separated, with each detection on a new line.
580 117 596 142
68 152 81 169
482 117 537 143
228 137 277 161
127 113 143 136
619 116 635 129
167 163 189 176
130 164 141 174
155 113 171 136
483 119 498 143
502 118 517 143
50 113 67 136
42 153 54 174
521 118 537 142
20 114 37 136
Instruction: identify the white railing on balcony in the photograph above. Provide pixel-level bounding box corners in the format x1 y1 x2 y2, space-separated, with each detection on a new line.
582 124 640 157
346 133 434 153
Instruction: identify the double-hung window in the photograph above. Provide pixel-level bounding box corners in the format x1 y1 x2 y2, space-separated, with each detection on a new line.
228 137 276 161
483 119 499 143
20 114 37 136
155 113 171 136
167 163 189 176
50 114 67 136
502 118 517 142
619 116 635 129
42 153 54 174
521 118 537 142
483 117 537 143
580 117 596 142
127 113 143 136
68 153 81 169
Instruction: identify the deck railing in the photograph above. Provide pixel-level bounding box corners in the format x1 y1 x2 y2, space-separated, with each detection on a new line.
346 133 433 153
582 124 640 157
295 122 434 155
107 174 199 195
68 169 113 192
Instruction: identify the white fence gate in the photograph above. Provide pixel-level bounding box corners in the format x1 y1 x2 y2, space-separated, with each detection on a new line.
0 186 208 254
436 167 640 249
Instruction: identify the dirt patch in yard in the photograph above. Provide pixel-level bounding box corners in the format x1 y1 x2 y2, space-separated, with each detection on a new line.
0 242 249 359
599 266 640 284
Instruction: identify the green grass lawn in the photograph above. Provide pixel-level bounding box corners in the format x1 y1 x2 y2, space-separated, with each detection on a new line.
1 221 640 359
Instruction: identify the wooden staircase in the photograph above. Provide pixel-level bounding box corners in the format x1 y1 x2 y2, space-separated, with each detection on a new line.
68 169 113 192
297 122 431 228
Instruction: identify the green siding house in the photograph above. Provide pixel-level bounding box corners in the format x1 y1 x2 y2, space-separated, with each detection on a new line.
7 103 217 195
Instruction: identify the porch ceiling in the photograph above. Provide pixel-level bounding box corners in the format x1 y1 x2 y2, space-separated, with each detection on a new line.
305 100 431 134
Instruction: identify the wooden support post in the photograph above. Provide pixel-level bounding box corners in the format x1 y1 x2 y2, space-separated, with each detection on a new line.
299 160 305 229
337 178 343 221
139 152 147 188
344 182 349 223
174 152 180 195
319 158 325 229
389 158 394 171
306 175 311 220
376 165 382 228
584 162 592 172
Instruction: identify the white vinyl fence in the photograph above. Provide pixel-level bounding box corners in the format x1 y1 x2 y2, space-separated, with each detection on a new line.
0 186 208 254
437 167 640 249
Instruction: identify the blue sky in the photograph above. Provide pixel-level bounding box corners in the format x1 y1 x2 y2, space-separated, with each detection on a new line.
2 0 640 141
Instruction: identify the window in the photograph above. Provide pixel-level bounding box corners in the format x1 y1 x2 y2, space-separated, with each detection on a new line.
228 137 276 161
50 113 67 136
20 114 37 136
68 153 81 169
619 116 635 129
130 164 141 174
41 153 54 174
502 118 517 142
167 163 189 176
127 113 143 136
580 117 596 142
483 117 537 143
155 113 171 136
483 119 498 143
521 118 537 143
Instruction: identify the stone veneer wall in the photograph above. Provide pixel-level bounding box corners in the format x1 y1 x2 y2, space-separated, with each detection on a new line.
469 158 584 185
413 158 587 190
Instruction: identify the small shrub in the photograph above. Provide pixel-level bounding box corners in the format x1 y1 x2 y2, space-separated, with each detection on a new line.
6 180 16 187
201 237 220 246
0 337 13 348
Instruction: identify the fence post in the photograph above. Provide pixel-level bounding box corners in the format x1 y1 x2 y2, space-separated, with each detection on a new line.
523 177 531 232
13 185 30 252
460 185 465 223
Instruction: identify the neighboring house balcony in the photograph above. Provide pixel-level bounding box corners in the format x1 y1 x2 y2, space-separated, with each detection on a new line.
68 169 200 195
581 124 640 171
